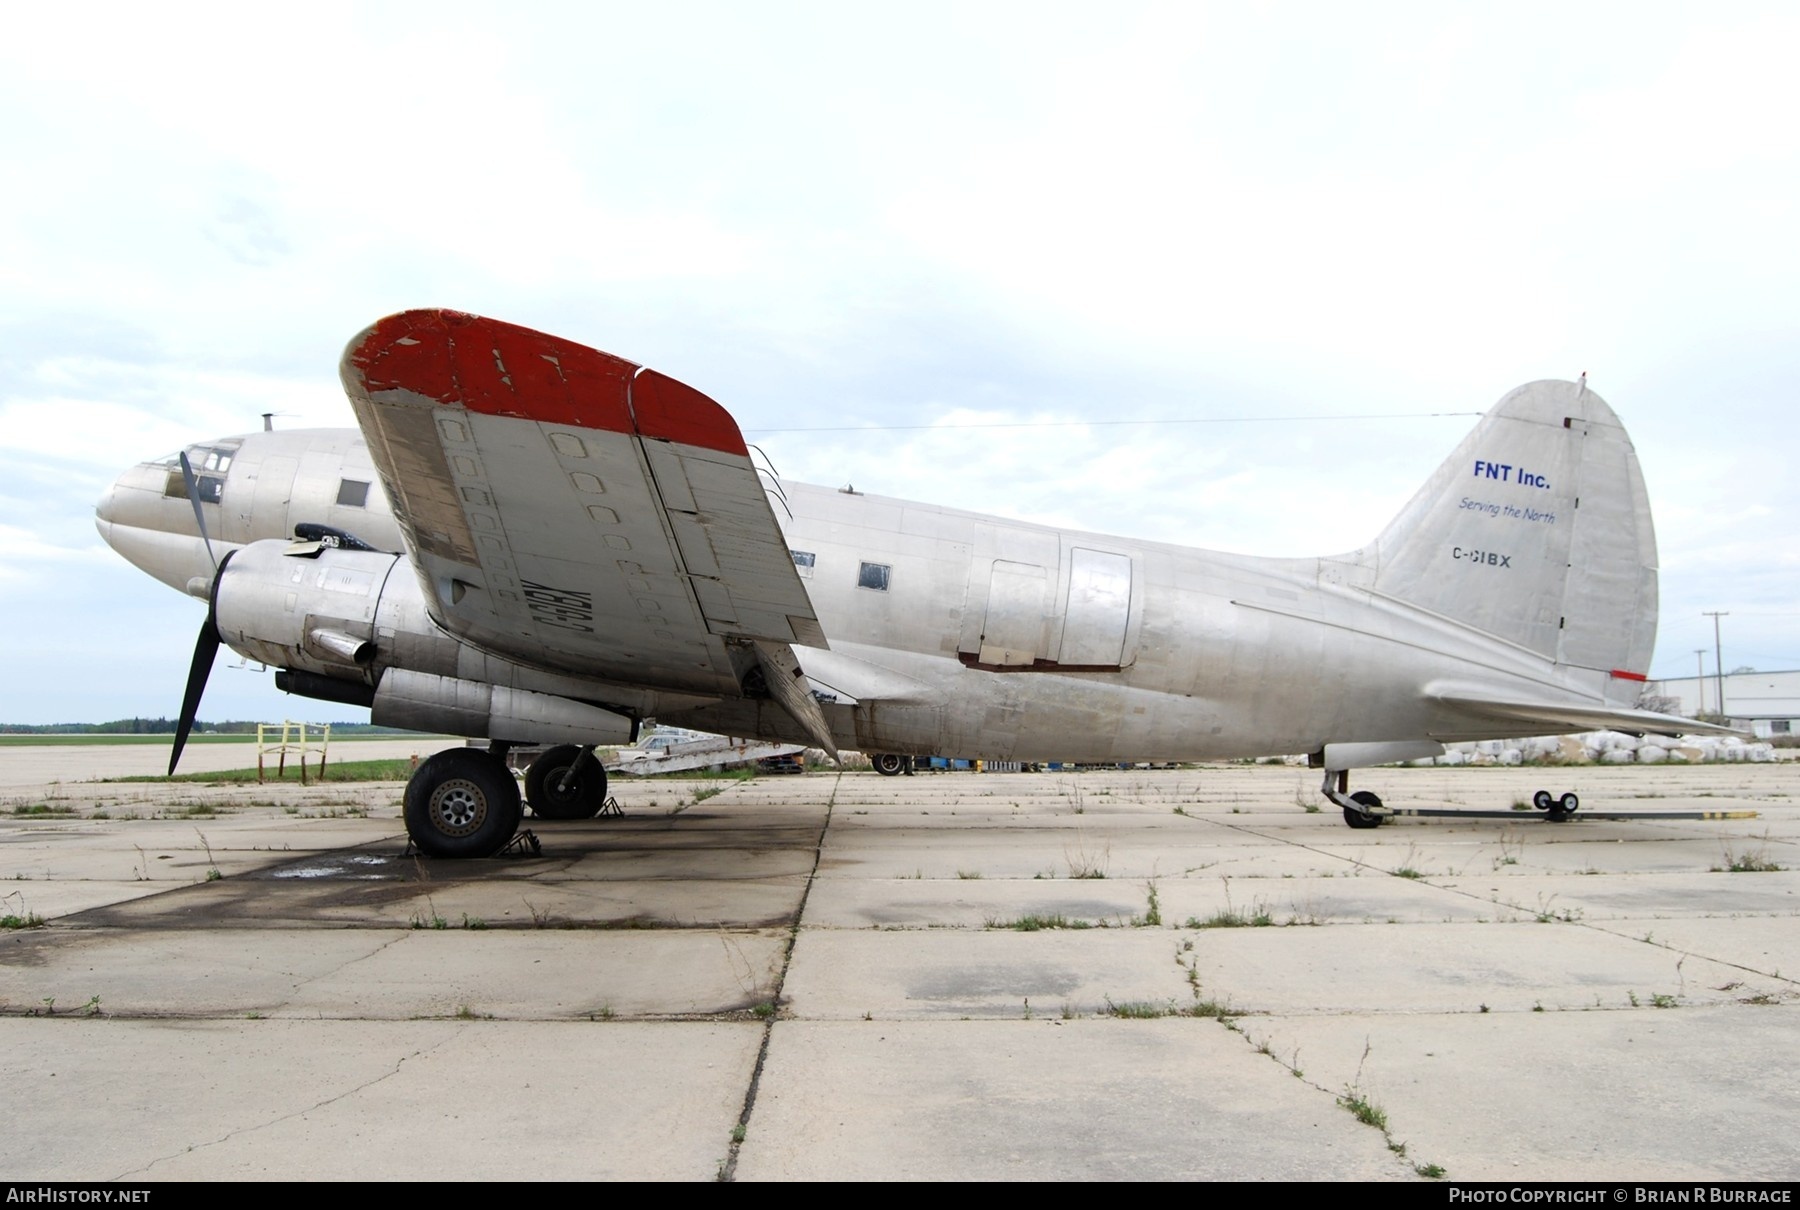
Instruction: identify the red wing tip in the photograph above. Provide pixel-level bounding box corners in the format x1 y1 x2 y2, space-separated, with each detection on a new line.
1609 670 1648 681
341 310 747 456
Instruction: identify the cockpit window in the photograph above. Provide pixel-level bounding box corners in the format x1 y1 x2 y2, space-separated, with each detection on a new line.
162 441 241 503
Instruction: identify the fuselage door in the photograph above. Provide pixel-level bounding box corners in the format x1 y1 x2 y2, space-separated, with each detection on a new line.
1058 547 1134 668
977 560 1049 666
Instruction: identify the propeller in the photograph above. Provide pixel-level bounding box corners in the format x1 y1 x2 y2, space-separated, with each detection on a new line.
169 450 225 775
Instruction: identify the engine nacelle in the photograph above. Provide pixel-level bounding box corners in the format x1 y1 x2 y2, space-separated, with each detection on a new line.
213 540 400 678
213 539 640 745
371 670 635 746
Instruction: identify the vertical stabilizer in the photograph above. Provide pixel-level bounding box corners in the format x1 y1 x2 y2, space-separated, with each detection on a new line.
1370 380 1658 703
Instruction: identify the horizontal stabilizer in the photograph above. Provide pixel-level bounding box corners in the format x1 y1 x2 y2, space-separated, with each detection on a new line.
1433 692 1742 739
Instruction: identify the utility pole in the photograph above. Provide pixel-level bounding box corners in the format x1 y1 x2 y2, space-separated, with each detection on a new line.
1703 611 1729 719
1694 649 1707 714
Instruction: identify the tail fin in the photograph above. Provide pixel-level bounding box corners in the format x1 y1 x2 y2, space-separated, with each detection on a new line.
1369 379 1657 705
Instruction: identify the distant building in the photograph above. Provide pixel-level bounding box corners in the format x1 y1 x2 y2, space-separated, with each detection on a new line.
1645 669 1800 738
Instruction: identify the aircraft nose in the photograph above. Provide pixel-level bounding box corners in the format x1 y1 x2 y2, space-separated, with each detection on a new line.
94 459 216 598
95 474 124 534
95 461 160 546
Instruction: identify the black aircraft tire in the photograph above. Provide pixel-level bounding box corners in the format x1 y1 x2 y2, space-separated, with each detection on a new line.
872 753 908 777
1533 789 1554 811
1343 791 1385 830
404 749 523 858
525 745 608 819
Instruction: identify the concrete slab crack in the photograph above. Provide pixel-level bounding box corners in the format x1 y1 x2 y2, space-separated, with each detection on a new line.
114 1027 464 1179
717 771 838 1181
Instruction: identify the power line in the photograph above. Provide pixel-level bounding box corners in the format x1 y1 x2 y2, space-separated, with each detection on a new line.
743 410 1485 435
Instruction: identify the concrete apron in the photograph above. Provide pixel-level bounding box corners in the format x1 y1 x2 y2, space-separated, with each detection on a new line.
0 759 1794 1181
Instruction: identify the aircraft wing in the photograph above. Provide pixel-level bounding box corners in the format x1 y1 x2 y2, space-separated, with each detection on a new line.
1431 690 1743 739
340 310 826 705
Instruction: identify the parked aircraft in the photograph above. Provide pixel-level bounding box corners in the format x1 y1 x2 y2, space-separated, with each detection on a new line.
96 310 1725 856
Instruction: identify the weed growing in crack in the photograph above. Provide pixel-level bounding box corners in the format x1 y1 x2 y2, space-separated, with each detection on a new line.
1713 832 1784 873
986 913 1092 931
1338 1041 1388 1132
1186 878 1273 928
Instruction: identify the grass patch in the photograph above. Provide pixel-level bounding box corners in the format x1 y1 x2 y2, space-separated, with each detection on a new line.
1186 906 1273 929
988 913 1093 931
1104 995 1231 1020
5 804 78 817
104 758 417 784
1104 997 1173 1019
1 912 46 929
0 733 451 749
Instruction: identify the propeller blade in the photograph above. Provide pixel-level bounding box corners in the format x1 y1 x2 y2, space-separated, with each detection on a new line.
168 549 232 776
169 622 218 775
178 451 219 574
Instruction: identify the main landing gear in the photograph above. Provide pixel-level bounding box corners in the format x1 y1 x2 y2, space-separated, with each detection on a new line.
404 742 615 858
404 746 524 858
523 744 609 819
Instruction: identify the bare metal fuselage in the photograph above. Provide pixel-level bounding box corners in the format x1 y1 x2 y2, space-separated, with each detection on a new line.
98 427 1598 765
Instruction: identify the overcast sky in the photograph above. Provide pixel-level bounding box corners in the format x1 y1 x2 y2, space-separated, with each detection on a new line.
2 2 1794 724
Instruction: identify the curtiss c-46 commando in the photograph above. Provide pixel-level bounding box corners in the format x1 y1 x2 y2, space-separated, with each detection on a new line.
96 310 1726 856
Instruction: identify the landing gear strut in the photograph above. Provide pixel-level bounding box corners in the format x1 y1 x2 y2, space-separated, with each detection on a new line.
1322 769 1389 829
403 747 524 858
